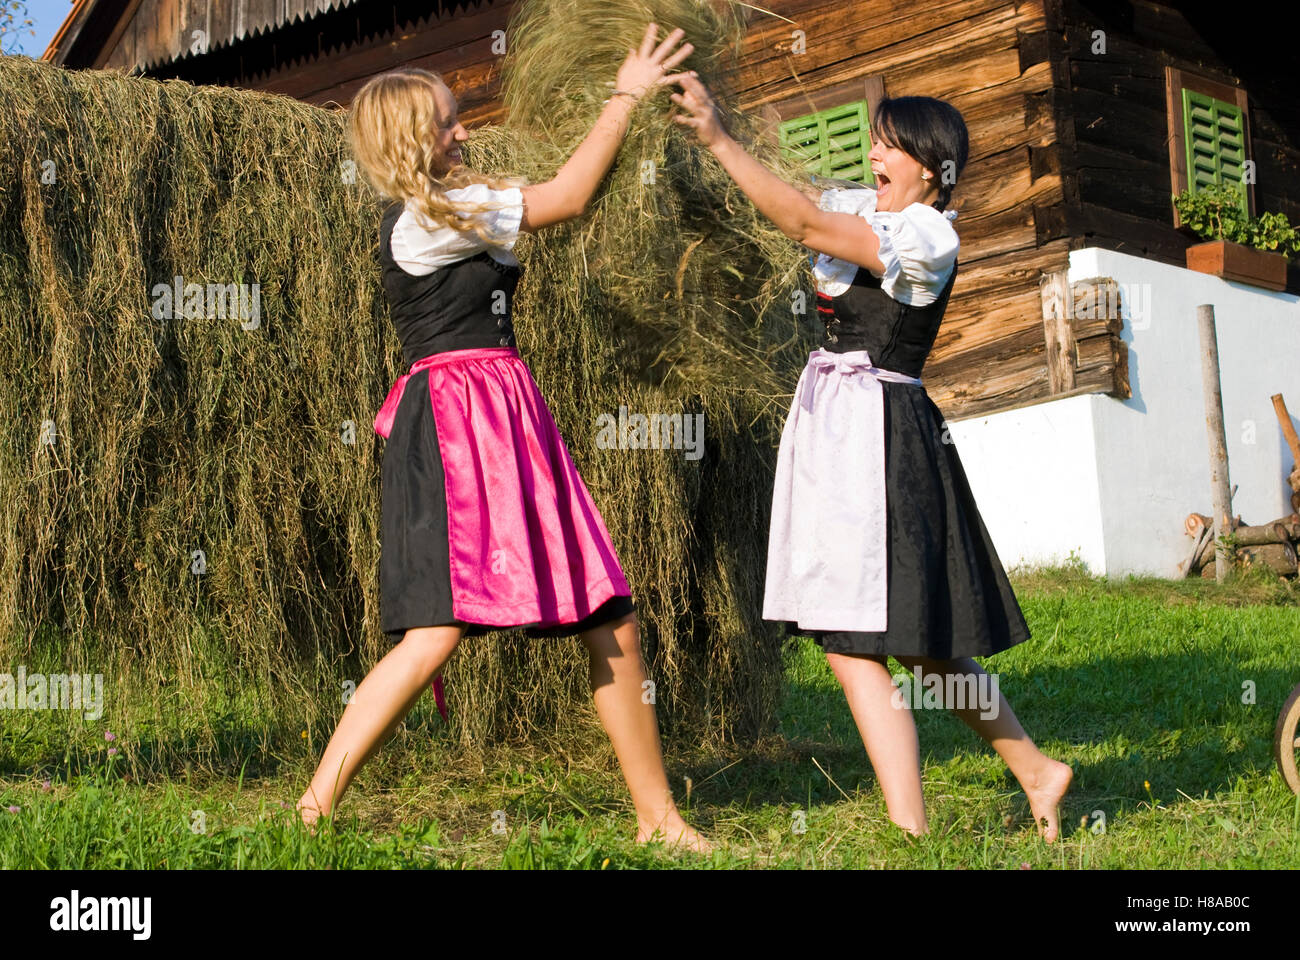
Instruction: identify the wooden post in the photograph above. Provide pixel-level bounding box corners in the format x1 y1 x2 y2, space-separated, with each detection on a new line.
1197 304 1233 582
1039 271 1076 394
1271 393 1300 488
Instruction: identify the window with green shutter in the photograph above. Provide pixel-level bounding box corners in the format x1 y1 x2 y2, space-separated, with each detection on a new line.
778 100 874 185
1181 88 1248 216
1165 68 1254 227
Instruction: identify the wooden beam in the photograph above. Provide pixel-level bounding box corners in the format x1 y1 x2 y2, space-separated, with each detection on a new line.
1038 271 1129 400
1039 270 1075 393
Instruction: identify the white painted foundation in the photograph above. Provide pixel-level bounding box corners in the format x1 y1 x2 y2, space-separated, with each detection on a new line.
945 248 1299 577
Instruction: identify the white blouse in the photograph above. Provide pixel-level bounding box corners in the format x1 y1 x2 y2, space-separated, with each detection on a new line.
390 183 526 275
812 186 959 305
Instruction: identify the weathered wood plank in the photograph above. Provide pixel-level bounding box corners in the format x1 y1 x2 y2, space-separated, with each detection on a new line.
928 347 1050 419
945 62 1056 158
1039 271 1074 392
185 0 209 57
728 3 1032 104
950 142 1059 222
945 237 1073 299
1067 55 1163 103
256 2 508 98
208 0 235 52
1068 85 1167 167
1074 141 1173 222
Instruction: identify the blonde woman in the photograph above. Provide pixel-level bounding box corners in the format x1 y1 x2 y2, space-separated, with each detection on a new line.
298 24 709 852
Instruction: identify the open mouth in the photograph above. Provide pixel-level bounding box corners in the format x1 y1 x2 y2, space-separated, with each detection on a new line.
873 169 891 196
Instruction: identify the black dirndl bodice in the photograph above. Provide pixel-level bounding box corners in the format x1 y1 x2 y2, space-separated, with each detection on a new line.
377 200 523 364
814 256 958 377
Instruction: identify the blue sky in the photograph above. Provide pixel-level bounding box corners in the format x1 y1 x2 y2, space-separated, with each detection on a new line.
4 0 78 58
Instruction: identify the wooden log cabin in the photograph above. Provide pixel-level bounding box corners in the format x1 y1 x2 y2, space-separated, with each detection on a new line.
44 0 1300 422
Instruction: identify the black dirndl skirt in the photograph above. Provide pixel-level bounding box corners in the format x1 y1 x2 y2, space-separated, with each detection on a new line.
783 381 1031 659
378 359 635 643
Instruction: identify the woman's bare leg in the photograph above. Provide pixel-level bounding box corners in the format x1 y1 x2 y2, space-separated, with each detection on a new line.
825 651 928 835
298 624 464 825
892 654 1073 842
580 612 711 852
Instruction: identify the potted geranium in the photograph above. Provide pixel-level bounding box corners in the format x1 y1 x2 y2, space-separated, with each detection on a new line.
1173 183 1299 291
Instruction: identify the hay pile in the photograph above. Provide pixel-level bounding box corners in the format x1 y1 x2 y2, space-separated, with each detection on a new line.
0 0 817 770
489 0 810 393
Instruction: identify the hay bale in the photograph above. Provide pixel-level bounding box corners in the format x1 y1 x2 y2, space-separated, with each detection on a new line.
0 0 817 769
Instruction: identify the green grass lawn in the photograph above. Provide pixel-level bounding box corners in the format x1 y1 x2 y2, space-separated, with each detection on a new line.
3 562 1299 868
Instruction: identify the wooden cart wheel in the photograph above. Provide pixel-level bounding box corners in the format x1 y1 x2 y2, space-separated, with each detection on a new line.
1274 681 1300 794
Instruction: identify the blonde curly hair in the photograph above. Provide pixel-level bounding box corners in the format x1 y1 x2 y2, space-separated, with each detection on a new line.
347 68 527 245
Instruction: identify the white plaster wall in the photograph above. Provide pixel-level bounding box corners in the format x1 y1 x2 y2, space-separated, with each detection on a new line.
946 247 1299 577
944 395 1105 574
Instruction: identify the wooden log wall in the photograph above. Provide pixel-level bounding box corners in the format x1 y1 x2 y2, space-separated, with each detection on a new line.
1046 0 1300 285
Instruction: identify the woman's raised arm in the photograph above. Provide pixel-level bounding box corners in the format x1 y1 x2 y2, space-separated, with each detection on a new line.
518 23 694 232
669 74 887 276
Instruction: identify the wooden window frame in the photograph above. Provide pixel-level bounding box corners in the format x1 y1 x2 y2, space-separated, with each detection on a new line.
759 75 886 181
1165 66 1254 228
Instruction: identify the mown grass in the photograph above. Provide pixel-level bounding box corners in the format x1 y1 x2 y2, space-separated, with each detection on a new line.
3 562 1298 869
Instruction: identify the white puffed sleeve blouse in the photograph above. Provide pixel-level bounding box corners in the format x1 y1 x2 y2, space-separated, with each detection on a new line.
812 185 959 306
389 183 526 275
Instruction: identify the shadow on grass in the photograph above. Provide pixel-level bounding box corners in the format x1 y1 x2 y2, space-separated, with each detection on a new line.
671 643 1299 822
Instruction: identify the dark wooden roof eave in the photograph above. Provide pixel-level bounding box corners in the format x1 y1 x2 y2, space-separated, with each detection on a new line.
149 0 476 78
42 0 136 68
42 0 385 73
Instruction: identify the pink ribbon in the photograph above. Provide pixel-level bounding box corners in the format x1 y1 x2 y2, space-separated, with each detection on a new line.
797 348 922 412
431 675 447 723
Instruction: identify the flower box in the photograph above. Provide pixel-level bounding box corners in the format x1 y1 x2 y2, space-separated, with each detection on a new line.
1185 239 1288 291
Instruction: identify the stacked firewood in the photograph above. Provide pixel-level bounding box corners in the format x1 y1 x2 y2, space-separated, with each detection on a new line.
1180 393 1300 579
1181 511 1300 578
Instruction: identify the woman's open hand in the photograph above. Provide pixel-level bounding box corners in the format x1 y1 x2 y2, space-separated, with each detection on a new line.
614 23 695 100
668 73 725 149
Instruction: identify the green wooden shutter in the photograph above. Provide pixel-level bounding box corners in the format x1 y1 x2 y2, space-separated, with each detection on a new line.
779 101 873 184
1181 88 1248 216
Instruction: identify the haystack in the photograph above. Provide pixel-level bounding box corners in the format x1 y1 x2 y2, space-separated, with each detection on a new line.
0 0 817 769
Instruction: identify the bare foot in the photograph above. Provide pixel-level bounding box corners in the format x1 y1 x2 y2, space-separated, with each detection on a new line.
636 815 714 854
1023 759 1073 843
890 817 928 838
296 795 326 835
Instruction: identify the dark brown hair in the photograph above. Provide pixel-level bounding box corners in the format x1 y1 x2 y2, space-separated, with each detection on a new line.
872 96 969 212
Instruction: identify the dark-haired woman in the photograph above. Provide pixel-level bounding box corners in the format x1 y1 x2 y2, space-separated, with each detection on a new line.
671 77 1073 841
